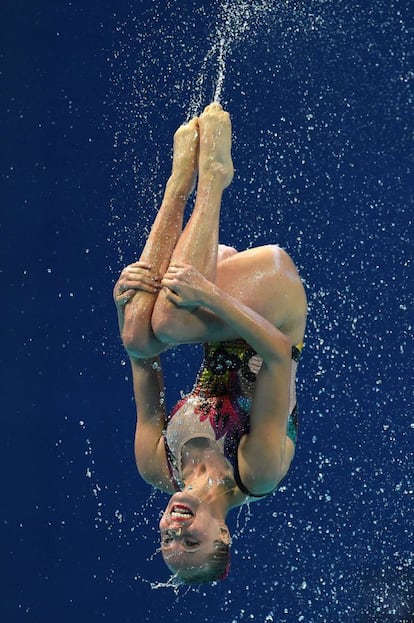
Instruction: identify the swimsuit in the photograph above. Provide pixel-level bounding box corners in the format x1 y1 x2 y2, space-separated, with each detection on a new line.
164 339 303 498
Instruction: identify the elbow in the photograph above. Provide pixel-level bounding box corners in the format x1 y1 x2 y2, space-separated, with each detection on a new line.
266 332 292 364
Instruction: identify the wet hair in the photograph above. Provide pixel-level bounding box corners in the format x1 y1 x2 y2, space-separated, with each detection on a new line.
175 540 230 585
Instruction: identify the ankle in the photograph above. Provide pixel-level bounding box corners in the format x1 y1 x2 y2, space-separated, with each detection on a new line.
165 174 194 200
199 160 233 189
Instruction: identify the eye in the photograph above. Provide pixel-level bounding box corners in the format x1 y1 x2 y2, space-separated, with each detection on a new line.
184 539 199 548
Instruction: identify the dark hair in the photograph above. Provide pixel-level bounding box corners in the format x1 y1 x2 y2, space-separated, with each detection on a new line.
175 540 230 584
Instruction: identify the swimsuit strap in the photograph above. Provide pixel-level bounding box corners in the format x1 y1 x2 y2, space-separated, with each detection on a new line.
292 341 304 362
233 461 275 498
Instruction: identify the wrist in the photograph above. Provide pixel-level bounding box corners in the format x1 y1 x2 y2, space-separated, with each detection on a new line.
201 282 223 312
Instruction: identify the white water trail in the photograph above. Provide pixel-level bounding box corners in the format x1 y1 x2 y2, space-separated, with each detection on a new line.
187 0 278 116
213 36 227 103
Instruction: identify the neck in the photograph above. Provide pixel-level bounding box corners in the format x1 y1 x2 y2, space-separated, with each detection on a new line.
180 438 236 515
182 464 234 518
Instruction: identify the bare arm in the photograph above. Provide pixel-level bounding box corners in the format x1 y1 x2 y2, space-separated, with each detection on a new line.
129 355 174 492
237 355 293 494
162 263 294 491
162 263 291 364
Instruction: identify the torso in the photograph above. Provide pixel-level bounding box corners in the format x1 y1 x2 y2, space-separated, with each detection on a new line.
163 339 301 501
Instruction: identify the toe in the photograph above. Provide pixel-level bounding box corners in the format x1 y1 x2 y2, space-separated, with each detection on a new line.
203 102 223 114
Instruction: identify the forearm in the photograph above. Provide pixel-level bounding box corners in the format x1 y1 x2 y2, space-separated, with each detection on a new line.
131 355 171 486
203 285 291 363
130 355 166 429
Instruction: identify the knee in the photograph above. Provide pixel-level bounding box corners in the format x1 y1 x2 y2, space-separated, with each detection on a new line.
121 327 164 359
151 300 187 345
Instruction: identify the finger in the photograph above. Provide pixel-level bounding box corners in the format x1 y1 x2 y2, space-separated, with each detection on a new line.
122 274 161 289
123 266 159 279
162 272 176 284
163 267 178 278
161 276 177 289
163 289 182 306
167 263 186 271
118 280 160 294
115 288 136 305
130 261 153 269
121 265 155 279
164 266 188 281
125 274 160 287
118 280 138 293
129 283 160 293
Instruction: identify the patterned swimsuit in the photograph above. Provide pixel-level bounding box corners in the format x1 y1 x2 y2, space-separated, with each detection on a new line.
164 339 303 497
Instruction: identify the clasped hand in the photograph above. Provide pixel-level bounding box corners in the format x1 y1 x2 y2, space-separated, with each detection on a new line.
113 261 161 309
162 264 213 308
113 261 213 310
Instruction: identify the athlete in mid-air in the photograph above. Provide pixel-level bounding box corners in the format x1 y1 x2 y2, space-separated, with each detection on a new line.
114 103 307 583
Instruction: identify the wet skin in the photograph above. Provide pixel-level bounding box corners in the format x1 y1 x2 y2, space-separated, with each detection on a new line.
159 492 226 572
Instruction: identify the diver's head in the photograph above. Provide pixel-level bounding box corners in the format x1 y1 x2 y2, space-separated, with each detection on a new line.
159 491 231 583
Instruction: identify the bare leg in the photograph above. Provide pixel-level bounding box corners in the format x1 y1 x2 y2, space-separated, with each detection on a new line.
169 103 233 277
121 106 306 355
120 118 199 357
151 103 234 339
153 244 307 348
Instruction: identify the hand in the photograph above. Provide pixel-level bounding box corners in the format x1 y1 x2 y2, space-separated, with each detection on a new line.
113 261 161 309
161 263 213 309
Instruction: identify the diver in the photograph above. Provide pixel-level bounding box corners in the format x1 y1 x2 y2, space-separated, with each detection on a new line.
113 103 307 583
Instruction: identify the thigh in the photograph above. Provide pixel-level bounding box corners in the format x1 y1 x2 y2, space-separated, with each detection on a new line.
152 244 306 346
215 245 307 344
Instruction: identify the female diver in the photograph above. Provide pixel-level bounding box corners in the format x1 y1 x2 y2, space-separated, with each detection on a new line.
113 103 307 583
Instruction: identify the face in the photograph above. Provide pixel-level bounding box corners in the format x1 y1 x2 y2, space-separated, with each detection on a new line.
159 491 229 575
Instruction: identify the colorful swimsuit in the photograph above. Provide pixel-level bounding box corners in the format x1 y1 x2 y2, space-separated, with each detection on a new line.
164 339 303 498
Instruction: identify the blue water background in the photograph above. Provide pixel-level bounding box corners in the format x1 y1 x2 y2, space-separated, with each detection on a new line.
2 1 412 621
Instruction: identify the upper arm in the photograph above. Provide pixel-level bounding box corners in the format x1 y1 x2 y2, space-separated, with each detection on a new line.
129 356 174 491
237 355 294 495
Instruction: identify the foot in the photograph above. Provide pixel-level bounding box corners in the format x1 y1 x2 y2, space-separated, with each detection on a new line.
170 117 200 195
198 102 234 189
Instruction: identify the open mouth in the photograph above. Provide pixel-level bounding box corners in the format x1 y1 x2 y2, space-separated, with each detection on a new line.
170 504 194 521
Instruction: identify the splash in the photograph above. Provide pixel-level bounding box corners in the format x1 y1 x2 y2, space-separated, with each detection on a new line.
187 0 283 117
150 574 186 593
107 0 327 261
104 1 414 618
